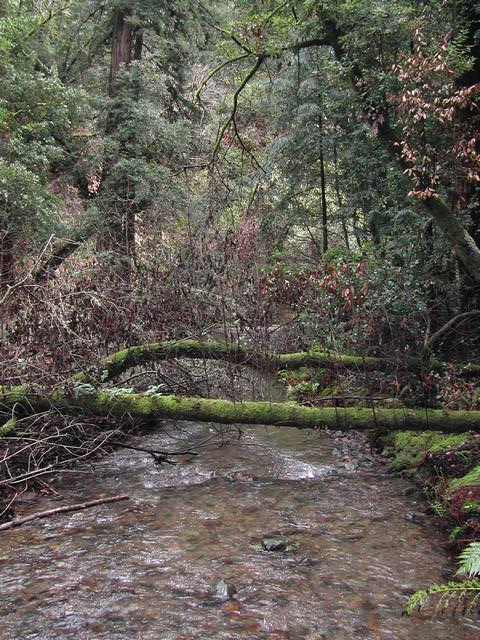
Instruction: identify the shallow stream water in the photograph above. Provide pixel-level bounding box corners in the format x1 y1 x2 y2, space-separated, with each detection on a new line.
1 416 480 639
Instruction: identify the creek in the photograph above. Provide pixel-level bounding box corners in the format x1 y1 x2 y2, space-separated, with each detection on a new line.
1 366 479 639
1 418 480 639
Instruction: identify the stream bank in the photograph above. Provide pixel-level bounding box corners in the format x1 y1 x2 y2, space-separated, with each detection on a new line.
376 429 480 547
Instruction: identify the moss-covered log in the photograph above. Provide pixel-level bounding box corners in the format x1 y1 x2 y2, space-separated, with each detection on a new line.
78 339 480 384
1 387 480 434
0 416 16 436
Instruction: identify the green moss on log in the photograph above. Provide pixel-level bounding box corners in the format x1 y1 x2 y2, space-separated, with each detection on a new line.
2 387 480 434
71 339 478 386
0 416 16 436
381 431 469 472
73 339 259 384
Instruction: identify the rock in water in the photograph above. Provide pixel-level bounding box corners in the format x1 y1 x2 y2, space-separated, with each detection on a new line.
261 537 288 552
404 512 426 524
215 579 237 600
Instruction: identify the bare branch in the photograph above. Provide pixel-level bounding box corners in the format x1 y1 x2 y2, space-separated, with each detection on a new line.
426 311 480 349
211 55 265 162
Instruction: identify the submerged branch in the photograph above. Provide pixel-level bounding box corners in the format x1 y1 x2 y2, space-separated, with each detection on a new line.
0 495 129 531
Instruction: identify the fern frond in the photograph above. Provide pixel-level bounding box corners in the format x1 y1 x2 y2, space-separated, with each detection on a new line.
404 579 480 617
456 542 480 577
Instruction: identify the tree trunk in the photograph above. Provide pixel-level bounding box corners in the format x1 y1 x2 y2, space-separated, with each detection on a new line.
333 140 350 251
71 339 480 386
98 8 134 271
423 220 441 342
124 28 144 266
2 387 480 434
0 228 14 289
320 17 480 285
109 10 133 95
318 109 328 253
374 120 480 285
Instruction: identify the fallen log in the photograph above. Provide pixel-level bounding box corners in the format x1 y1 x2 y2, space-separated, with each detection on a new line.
1 387 480 433
73 339 480 384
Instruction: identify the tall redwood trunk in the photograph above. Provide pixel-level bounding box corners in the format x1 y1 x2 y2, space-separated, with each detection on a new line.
98 8 134 273
108 9 134 100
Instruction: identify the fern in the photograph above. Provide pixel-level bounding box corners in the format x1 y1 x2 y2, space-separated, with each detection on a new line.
429 499 447 517
449 524 467 541
457 542 480 577
405 579 480 616
405 542 480 617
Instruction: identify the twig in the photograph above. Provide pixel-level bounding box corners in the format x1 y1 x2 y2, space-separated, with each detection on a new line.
0 495 129 531
194 52 252 101
0 234 55 305
109 440 199 464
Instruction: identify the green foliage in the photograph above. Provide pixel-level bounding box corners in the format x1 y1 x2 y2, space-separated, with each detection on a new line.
449 465 480 493
457 542 480 578
0 160 58 234
429 499 447 518
0 6 75 252
450 524 468 541
405 579 480 617
405 541 480 617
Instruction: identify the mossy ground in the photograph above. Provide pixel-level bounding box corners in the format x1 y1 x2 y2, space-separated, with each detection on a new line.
379 429 480 545
380 431 469 473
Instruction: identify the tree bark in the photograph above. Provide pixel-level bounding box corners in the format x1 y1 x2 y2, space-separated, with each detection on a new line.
98 8 135 268
108 9 134 100
318 108 328 253
333 140 350 251
1 386 480 434
71 339 480 386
